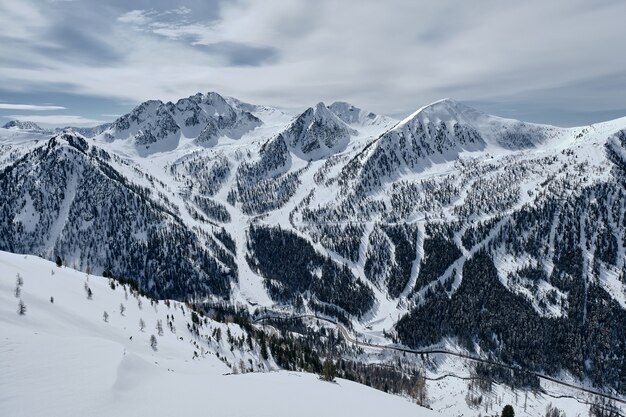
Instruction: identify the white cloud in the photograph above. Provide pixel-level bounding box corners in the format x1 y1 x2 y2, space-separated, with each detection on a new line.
0 103 66 111
2 0 626 125
117 8 200 41
117 9 155 26
0 1 48 41
5 115 105 126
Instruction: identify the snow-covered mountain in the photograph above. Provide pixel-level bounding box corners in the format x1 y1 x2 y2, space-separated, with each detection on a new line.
2 92 626 405
101 92 262 154
328 101 397 131
277 102 358 161
2 119 48 132
56 122 114 138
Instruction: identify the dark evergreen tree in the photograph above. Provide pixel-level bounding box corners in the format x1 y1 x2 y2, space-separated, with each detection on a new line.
502 404 515 417
260 334 268 360
17 299 26 315
320 358 336 382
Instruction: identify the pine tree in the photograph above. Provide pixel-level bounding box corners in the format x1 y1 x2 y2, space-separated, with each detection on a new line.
156 320 164 336
320 358 336 382
502 404 515 417
259 334 268 360
191 311 200 325
413 374 428 407
150 334 158 351
139 318 145 331
103 311 109 322
17 299 27 315
55 256 62 267
119 303 126 316
14 274 23 298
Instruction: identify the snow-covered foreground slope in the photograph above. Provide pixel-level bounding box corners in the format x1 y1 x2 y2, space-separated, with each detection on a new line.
0 251 435 417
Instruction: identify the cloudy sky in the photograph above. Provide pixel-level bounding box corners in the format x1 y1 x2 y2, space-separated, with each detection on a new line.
1 0 625 127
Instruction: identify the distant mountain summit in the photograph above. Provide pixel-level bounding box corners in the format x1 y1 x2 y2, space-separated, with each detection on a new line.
341 98 567 191
328 101 397 130
103 92 262 154
2 120 47 132
277 102 357 160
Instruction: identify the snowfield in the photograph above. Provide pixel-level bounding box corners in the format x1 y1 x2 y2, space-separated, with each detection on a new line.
0 251 436 417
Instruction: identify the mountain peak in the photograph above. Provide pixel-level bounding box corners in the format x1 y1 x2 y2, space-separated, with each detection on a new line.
277 102 357 160
328 101 367 122
206 91 226 100
104 91 261 153
397 98 479 128
328 101 397 130
309 102 354 127
178 91 230 109
314 101 329 111
2 120 47 131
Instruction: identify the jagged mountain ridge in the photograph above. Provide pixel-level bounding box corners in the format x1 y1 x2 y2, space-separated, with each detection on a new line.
101 92 262 153
2 119 48 132
276 102 357 161
2 94 626 394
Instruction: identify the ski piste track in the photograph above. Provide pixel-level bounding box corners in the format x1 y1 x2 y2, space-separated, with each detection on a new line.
253 312 626 409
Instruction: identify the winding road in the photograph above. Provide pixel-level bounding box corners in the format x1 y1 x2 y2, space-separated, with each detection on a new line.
254 312 626 408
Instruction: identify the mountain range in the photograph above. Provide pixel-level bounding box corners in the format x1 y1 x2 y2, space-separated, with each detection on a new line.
2 91 626 397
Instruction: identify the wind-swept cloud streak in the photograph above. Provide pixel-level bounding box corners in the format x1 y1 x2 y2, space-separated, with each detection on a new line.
0 103 66 111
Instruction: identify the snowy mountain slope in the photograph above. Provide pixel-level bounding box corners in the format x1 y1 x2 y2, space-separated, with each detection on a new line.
0 251 437 417
0 133 236 300
3 93 626 398
277 102 358 161
0 126 52 169
279 98 626 393
336 98 572 194
106 99 182 154
394 98 565 150
225 95 294 126
328 101 398 131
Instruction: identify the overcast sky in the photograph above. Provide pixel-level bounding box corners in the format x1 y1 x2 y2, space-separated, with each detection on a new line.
1 0 626 127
